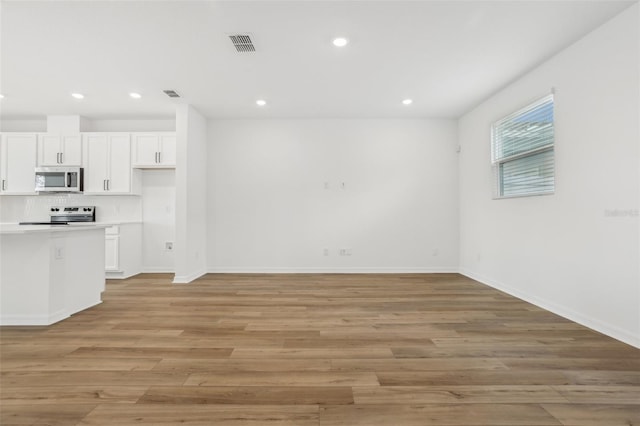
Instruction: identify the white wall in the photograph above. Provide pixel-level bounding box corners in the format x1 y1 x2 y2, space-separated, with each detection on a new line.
174 105 208 282
141 170 175 272
208 118 459 272
0 119 48 132
458 4 639 347
0 118 175 132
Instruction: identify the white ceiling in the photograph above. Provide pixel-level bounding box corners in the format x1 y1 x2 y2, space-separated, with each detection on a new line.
0 0 635 120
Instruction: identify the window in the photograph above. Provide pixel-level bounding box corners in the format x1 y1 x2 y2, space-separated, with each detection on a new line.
491 94 555 198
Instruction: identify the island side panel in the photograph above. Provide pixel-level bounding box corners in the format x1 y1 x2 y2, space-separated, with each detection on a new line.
63 228 106 315
0 233 55 324
0 226 106 326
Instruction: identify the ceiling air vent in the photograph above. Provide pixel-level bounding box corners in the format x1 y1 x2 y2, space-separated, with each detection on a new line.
163 90 181 98
229 34 256 52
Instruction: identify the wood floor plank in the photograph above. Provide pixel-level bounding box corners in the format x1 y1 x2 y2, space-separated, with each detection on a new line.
352 385 568 404
153 358 333 373
133 336 285 348
1 371 188 387
0 357 160 372
138 386 354 405
500 357 640 371
184 371 379 386
77 404 319 426
0 404 97 425
319 404 562 425
541 404 640 425
561 370 640 386
551 385 640 404
331 358 508 372
1 272 638 426
231 347 395 358
0 386 148 405
66 346 233 359
376 370 570 386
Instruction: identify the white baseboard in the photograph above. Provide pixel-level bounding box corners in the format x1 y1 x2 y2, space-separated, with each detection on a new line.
173 268 208 284
141 267 175 273
459 267 640 349
207 266 459 274
106 271 141 280
0 309 68 326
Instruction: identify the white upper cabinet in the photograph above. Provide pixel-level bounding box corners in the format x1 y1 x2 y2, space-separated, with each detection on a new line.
0 133 38 195
131 133 176 168
38 134 82 166
83 133 135 194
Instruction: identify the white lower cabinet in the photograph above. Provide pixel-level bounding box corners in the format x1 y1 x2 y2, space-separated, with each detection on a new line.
104 224 142 279
105 234 119 271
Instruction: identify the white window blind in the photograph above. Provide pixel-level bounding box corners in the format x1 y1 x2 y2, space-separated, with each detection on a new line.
491 94 555 198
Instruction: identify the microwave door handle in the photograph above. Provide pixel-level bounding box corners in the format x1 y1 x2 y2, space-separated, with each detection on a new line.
66 172 71 188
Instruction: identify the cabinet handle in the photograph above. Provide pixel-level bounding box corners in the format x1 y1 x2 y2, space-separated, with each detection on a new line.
60 152 64 164
103 180 106 191
158 151 161 164
107 180 110 191
2 179 6 191
56 153 60 164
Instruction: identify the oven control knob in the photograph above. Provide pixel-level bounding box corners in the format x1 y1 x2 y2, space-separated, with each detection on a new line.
50 208 55 212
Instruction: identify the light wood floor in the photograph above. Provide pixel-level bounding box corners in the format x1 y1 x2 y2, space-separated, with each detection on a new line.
1 273 639 425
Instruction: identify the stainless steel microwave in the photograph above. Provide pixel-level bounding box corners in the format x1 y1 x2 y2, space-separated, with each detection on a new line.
35 167 84 193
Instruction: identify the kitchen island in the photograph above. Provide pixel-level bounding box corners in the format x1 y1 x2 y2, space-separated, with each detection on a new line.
0 224 108 325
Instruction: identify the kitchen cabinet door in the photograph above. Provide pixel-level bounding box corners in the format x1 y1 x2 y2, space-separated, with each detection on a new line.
0 133 38 194
60 135 82 165
38 135 82 166
104 224 142 278
132 134 160 166
132 133 176 168
107 134 131 192
38 135 62 165
105 235 119 271
158 134 176 166
83 134 109 193
83 133 132 194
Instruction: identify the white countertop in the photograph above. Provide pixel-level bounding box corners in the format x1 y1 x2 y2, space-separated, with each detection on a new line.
0 223 111 234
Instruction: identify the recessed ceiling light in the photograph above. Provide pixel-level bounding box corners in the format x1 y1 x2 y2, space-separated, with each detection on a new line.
0 94 4 99
129 92 142 99
256 99 267 106
402 99 413 105
71 93 84 99
332 37 348 47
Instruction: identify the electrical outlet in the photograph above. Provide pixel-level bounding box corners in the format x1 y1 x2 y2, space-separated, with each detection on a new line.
165 242 173 251
339 248 352 256
55 247 64 259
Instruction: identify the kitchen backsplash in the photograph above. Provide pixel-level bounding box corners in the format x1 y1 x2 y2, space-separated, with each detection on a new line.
0 194 142 223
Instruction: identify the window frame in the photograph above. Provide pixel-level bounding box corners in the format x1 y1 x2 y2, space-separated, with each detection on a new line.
491 94 556 199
